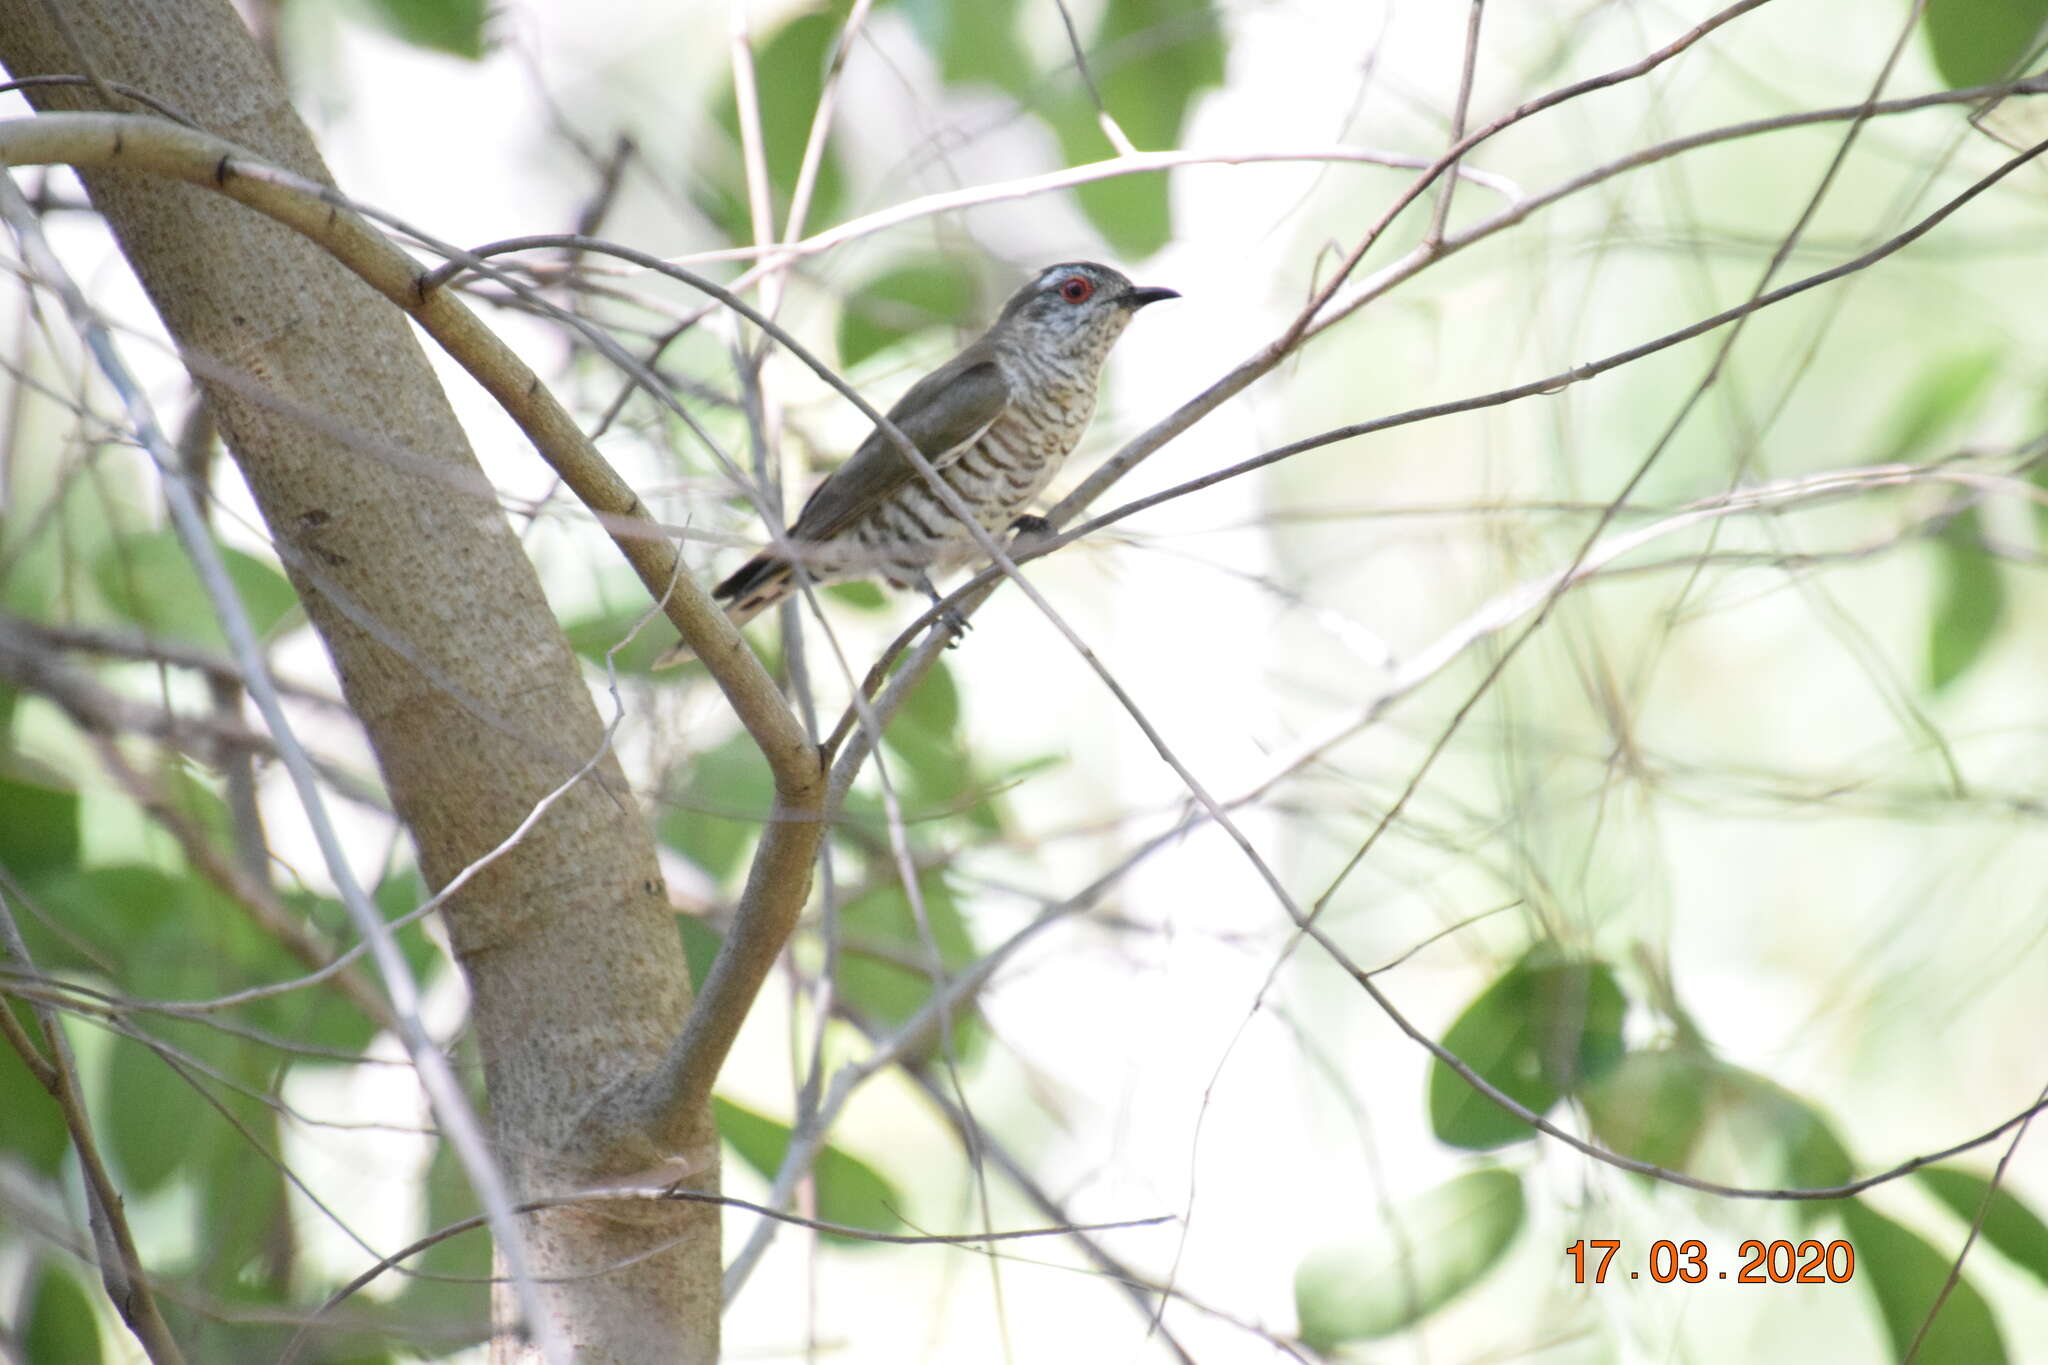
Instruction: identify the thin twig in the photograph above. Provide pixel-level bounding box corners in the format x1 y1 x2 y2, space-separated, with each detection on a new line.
1051 0 1778 524
1424 0 1486 248
280 1183 1170 1365
0 889 186 1364
1315 0 1941 904
1902 1075 2048 1365
1053 0 1136 155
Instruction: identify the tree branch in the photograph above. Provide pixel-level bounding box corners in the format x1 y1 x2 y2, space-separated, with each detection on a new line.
0 890 186 1365
0 169 567 1360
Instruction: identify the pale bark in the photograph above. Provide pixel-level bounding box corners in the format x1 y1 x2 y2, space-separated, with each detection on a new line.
0 4 719 1359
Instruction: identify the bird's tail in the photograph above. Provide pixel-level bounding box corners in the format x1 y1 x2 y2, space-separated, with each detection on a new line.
650 554 796 668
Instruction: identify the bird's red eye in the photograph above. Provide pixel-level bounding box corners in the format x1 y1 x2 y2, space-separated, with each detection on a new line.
1058 275 1094 303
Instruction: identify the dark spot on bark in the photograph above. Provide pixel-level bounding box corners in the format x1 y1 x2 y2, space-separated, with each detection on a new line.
298 508 330 529
213 155 232 186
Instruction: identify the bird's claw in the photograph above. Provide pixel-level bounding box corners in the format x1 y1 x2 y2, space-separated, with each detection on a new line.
1008 513 1054 549
912 573 971 647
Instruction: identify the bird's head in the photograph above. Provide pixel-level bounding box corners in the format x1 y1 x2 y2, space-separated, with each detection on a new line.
992 261 1178 362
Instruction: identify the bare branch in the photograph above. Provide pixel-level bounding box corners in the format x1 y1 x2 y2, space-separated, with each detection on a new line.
0 889 186 1364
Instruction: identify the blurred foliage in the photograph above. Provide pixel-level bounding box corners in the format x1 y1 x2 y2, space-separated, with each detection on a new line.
1294 1167 1524 1349
838 258 981 368
1709 1069 1856 1230
0 1001 68 1174
662 729 779 883
715 1097 905 1242
1916 1166 2048 1286
1041 0 1225 256
92 528 298 648
1869 351 2009 691
1426 947 1626 1149
1876 350 2001 465
562 595 689 675
694 0 1220 262
834 869 985 1061
338 0 489 59
1843 1201 2007 1363
699 2 852 242
0 769 78 881
22 1264 103 1365
1928 508 2005 691
1580 1044 1715 1171
1921 0 2048 87
897 0 1033 93
391 1138 492 1352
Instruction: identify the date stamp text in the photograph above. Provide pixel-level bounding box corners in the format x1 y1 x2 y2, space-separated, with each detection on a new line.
1565 1238 1855 1284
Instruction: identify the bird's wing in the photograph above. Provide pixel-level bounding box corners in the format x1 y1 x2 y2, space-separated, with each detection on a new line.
785 353 1011 543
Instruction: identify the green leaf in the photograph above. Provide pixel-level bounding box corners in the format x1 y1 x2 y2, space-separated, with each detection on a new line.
360 0 488 59
679 914 723 992
1712 1068 1854 1228
1842 1201 2006 1364
880 660 972 806
0 1002 67 1174
1042 0 1224 256
1928 509 2004 691
704 5 849 239
1917 1166 2048 1285
824 580 888 611
262 889 415 1058
835 870 982 1059
1777 1097 1856 1194
1922 0 2048 88
837 260 980 369
104 1030 212 1195
371 864 427 926
905 656 960 731
1583 1047 1714 1173
714 1097 903 1242
194 1109 291 1296
394 1138 491 1346
30 864 367 1057
562 599 685 674
659 732 776 883
368 875 451 994
92 530 299 649
1426 949 1627 1150
159 760 237 851
1294 1168 1525 1349
248 872 439 1055
898 0 1032 93
0 771 80 882
20 865 180 973
24 1262 103 1365
1879 351 2000 463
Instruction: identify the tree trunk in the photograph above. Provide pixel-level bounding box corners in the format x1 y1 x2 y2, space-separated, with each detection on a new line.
0 3 720 1359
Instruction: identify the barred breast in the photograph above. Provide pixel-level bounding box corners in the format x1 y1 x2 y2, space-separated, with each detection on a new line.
849 349 1097 586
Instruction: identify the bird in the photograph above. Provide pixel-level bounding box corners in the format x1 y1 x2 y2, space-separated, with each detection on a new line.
670 261 1176 658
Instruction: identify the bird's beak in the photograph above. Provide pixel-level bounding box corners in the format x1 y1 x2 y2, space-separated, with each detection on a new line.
1120 285 1180 308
